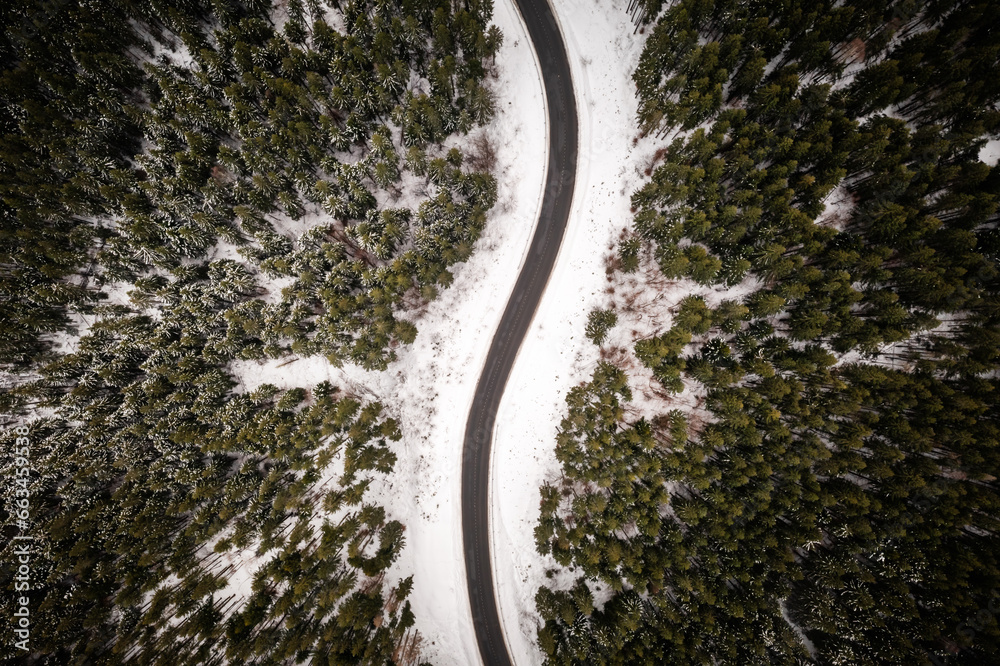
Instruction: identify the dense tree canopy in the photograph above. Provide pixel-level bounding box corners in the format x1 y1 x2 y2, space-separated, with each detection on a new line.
537 1 1000 664
0 0 500 375
1 0 501 662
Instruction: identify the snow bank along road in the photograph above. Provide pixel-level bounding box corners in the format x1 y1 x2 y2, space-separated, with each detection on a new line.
461 0 578 664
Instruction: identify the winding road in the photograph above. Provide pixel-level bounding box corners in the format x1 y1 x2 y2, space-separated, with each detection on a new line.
461 0 578 664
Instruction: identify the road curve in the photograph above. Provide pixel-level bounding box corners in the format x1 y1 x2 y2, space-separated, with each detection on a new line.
461 0 578 664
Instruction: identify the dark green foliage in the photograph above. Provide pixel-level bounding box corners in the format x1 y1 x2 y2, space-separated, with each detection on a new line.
585 308 618 346
1 0 502 662
0 0 500 374
0 266 410 663
539 1 1000 664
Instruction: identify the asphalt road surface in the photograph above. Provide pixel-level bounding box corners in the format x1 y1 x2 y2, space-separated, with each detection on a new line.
461 0 578 663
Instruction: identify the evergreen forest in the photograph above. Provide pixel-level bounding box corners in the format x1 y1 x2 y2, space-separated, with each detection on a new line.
0 0 500 662
535 1 1000 664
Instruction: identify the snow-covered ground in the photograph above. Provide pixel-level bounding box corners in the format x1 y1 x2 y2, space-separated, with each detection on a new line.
982 138 1000 166
490 2 656 663
229 1 546 662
